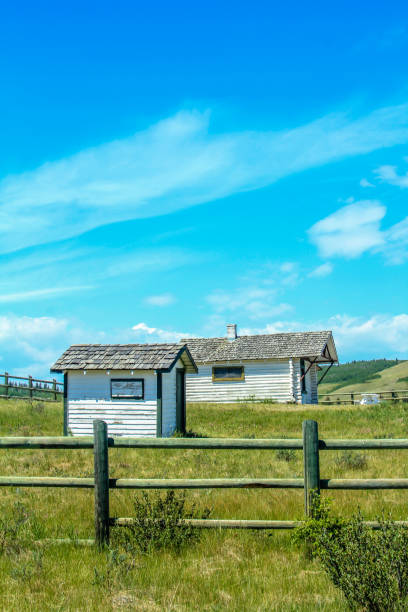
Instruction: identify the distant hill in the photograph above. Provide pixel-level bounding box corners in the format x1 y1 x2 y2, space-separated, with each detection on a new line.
319 359 406 395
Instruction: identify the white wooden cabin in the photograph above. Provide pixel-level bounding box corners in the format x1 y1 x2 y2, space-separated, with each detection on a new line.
183 325 338 404
51 343 197 437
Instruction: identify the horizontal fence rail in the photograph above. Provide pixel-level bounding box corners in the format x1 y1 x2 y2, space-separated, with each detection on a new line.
0 372 63 402
3 436 408 450
2 419 408 548
318 389 408 405
110 518 408 530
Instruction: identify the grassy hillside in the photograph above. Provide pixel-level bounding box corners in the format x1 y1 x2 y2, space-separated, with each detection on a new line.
319 358 404 395
1 397 408 610
320 360 408 397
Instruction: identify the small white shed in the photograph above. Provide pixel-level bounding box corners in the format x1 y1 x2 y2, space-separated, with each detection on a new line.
183 325 338 405
51 343 197 437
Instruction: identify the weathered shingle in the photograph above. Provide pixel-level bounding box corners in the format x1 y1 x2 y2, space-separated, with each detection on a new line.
182 331 337 363
51 343 197 373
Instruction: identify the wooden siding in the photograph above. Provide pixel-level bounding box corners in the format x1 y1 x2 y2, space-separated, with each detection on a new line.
161 359 183 437
292 360 318 404
67 370 157 437
186 360 293 403
292 359 301 403
309 364 318 404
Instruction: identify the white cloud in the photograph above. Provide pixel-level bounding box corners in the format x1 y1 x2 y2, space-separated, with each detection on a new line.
2 103 408 252
360 178 374 187
0 286 93 304
382 217 408 264
327 313 408 355
375 161 408 187
279 262 300 286
0 314 108 378
0 245 198 309
132 322 194 342
144 293 176 307
0 315 73 377
308 200 386 258
206 287 293 320
241 312 408 359
308 262 333 278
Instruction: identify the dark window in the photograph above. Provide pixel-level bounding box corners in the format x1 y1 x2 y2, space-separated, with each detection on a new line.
111 378 144 399
212 366 244 382
300 360 307 393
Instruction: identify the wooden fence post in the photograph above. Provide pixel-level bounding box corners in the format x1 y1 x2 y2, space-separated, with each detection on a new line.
28 375 33 400
4 372 8 398
93 420 110 547
53 379 57 401
302 420 320 517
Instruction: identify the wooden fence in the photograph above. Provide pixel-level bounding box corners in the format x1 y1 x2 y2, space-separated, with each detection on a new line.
2 419 408 547
0 372 63 402
318 389 408 405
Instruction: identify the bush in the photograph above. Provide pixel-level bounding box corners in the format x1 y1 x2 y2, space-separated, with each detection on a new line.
334 451 368 470
113 491 211 554
294 498 408 611
276 448 296 462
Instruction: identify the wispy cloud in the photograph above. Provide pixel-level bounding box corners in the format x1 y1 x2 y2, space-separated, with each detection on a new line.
0 286 93 303
206 287 293 320
241 312 408 358
360 178 374 188
144 293 176 306
308 262 333 278
309 200 386 258
2 103 408 252
132 322 194 342
0 244 198 306
375 159 408 187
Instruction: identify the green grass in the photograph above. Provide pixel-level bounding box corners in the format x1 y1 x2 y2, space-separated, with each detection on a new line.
1 398 408 610
319 358 404 394
320 360 408 396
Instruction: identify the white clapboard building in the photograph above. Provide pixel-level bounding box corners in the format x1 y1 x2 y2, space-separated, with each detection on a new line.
51 344 197 437
183 325 338 404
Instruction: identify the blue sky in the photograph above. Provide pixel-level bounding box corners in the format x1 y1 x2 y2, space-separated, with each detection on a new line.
1 1 408 376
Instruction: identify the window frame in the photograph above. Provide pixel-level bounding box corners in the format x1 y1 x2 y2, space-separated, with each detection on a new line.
111 378 144 400
212 366 245 382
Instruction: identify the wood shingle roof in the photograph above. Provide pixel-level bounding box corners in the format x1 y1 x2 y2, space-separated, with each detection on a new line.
182 331 337 363
51 343 197 373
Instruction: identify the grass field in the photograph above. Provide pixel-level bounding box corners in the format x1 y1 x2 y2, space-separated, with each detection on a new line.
1 398 408 610
319 360 408 396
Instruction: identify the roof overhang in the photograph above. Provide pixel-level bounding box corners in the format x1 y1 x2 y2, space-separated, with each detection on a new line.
156 345 198 374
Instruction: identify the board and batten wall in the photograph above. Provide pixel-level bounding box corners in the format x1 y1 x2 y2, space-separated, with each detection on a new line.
162 359 183 437
66 362 184 437
186 358 319 404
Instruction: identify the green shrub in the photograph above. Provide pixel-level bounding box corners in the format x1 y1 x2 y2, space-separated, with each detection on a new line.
334 451 368 470
112 491 211 554
276 448 296 462
294 498 408 611
172 429 207 438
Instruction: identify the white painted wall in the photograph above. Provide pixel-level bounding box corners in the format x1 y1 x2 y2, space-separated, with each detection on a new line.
186 359 319 405
67 370 158 437
186 359 293 403
292 360 318 404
